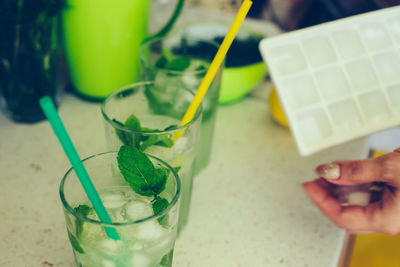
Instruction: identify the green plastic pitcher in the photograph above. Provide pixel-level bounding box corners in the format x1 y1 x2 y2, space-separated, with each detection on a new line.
61 0 184 100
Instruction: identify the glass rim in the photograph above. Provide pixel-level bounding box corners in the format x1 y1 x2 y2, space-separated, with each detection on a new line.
139 35 220 76
59 151 181 227
101 81 202 135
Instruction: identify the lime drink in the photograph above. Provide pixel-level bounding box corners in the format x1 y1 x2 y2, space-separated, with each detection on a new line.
60 151 181 267
71 187 178 267
140 37 222 174
102 82 202 232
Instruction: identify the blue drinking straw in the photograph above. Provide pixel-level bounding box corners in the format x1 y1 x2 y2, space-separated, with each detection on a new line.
39 96 120 240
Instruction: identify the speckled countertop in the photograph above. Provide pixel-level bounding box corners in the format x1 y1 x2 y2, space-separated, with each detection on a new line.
0 79 369 266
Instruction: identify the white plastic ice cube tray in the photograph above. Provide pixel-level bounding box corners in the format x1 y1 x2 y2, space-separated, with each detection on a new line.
259 6 400 156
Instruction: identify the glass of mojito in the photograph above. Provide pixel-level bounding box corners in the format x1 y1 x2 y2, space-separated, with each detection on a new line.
101 81 202 232
60 149 181 267
140 35 222 174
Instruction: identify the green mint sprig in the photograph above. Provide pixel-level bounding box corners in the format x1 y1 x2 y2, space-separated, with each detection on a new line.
155 55 207 78
117 146 167 196
117 146 171 225
75 205 91 236
155 56 190 75
67 204 90 254
113 114 176 151
67 230 84 254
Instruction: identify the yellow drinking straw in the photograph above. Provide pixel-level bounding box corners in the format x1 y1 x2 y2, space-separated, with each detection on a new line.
173 0 253 140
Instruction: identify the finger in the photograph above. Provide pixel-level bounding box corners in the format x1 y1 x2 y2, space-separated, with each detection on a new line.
329 199 400 234
302 178 342 219
303 180 385 232
316 152 400 186
332 205 378 232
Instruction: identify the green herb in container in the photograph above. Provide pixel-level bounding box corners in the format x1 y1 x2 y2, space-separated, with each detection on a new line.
0 0 65 123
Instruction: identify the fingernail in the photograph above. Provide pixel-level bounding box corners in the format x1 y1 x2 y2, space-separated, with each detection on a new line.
316 163 340 179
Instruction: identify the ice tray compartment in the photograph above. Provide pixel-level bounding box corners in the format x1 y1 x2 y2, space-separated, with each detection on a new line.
259 6 400 156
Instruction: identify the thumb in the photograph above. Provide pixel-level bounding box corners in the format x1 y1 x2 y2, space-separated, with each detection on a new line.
315 151 400 187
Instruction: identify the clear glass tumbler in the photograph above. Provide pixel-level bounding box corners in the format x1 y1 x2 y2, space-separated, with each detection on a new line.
140 35 222 174
60 151 181 266
101 81 202 232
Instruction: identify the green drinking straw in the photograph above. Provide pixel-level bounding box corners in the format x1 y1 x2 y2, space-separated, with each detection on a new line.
39 96 120 240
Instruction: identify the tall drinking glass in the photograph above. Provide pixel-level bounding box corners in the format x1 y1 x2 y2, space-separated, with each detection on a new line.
101 81 202 232
60 151 181 266
140 35 222 174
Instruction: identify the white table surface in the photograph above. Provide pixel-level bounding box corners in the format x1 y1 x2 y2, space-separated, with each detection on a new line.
0 79 369 266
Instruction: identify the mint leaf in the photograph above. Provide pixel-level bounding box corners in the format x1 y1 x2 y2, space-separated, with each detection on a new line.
124 114 141 131
113 115 141 147
114 115 176 151
151 167 169 195
152 197 169 226
165 56 190 75
155 56 168 68
143 124 177 149
124 115 141 148
140 134 174 151
173 166 181 173
112 119 132 147
155 136 174 148
160 252 173 266
195 65 207 78
117 146 156 196
74 205 90 237
152 197 169 214
117 146 169 197
67 230 84 254
163 125 178 131
139 135 159 151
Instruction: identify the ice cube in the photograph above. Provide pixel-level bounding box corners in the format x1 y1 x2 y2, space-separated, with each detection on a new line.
373 51 400 85
180 59 208 88
347 192 370 207
131 241 145 251
136 220 166 241
331 30 365 59
294 108 333 144
169 135 188 158
359 23 392 51
131 253 152 267
80 221 104 241
387 16 400 44
328 100 363 131
171 90 194 117
302 36 336 67
315 66 350 101
358 91 391 123
282 75 320 110
98 239 122 254
181 74 201 89
102 192 126 209
125 201 153 222
153 72 185 102
270 43 308 76
149 235 175 254
386 84 400 114
345 59 379 92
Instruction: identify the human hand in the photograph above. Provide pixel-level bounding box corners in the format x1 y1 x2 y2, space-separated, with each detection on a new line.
302 149 400 235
